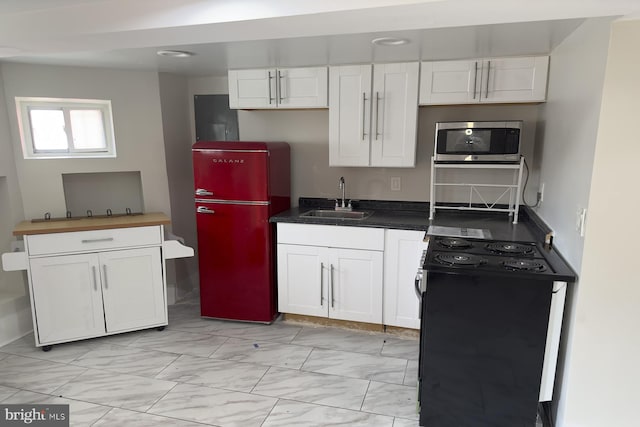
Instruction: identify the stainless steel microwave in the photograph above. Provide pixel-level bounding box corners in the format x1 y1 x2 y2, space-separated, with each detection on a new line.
434 121 522 162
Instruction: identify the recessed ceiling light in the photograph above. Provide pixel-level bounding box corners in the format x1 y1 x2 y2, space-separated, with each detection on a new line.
156 50 195 58
371 37 409 46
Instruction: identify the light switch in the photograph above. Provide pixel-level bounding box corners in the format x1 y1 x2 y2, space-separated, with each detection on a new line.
391 177 401 191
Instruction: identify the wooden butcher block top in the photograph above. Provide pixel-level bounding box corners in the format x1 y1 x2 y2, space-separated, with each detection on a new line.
13 212 170 236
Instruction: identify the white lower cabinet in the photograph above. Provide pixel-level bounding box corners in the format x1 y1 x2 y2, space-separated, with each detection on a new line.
276 223 384 323
278 244 383 323
30 247 165 346
23 225 169 348
383 229 428 329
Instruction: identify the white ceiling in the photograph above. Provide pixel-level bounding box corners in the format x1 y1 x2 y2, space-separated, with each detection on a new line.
0 0 639 76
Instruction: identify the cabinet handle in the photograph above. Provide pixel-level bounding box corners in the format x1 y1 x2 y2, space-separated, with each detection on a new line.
102 265 109 289
268 71 274 104
375 91 381 140
320 262 324 305
197 206 216 214
485 60 491 99
361 92 368 140
92 266 98 291
195 188 213 196
472 61 478 99
277 70 284 103
330 264 335 308
82 238 114 244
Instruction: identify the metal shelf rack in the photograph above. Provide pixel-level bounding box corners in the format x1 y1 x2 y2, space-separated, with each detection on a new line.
429 156 525 224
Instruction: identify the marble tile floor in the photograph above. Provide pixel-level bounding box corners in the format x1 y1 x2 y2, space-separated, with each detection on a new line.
0 301 544 426
0 300 422 426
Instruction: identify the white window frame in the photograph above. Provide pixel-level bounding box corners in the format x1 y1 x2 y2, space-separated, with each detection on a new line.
15 97 116 159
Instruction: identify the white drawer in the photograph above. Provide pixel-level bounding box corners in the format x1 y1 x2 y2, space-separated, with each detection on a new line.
277 223 384 251
27 226 162 256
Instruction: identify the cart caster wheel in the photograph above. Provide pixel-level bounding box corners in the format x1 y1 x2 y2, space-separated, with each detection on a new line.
156 326 166 331
42 345 53 352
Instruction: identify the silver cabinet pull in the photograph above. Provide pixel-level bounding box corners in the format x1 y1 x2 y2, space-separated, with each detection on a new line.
92 266 98 291
472 61 478 99
320 262 324 305
330 264 335 308
195 188 213 196
277 70 284 103
268 71 274 104
485 60 491 99
375 91 381 140
102 265 109 289
82 238 114 244
361 92 369 140
197 206 216 214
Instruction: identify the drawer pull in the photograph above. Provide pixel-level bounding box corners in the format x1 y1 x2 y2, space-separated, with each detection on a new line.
81 238 114 244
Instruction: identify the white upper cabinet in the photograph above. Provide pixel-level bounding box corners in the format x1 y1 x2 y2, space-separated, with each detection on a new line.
419 56 549 105
329 62 419 168
228 67 328 109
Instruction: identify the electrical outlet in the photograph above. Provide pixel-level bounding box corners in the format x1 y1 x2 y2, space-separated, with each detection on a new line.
391 177 401 191
576 207 587 237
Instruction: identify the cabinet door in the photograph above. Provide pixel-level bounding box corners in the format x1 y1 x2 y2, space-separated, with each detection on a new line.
383 230 427 329
277 67 328 108
371 62 419 167
329 248 383 323
228 69 277 109
481 56 549 103
29 253 105 345
99 247 165 333
419 60 481 105
277 244 327 317
329 65 373 166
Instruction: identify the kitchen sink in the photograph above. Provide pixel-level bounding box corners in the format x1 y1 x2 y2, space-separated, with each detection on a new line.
299 209 373 220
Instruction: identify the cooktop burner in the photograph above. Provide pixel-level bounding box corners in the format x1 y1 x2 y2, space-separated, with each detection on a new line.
437 238 473 249
485 242 535 256
434 253 486 267
502 259 547 272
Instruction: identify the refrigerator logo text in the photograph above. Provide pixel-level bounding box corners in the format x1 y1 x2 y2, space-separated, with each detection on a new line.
212 159 245 164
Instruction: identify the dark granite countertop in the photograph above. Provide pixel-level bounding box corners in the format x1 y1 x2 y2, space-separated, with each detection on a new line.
270 198 546 243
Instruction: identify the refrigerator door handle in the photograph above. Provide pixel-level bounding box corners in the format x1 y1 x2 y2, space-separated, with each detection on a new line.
197 206 216 214
195 188 213 196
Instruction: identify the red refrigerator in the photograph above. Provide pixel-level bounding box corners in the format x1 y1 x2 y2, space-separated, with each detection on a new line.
192 141 290 322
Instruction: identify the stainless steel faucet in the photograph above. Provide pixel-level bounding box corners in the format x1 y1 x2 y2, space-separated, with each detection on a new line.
336 176 352 211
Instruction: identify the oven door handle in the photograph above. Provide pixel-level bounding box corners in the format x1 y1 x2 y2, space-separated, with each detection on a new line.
414 270 423 299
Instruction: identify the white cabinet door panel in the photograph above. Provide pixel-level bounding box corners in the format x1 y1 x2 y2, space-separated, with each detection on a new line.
371 62 419 167
100 247 165 333
277 244 327 317
329 65 372 166
419 60 479 105
29 253 105 344
482 56 549 103
383 230 426 329
228 69 277 109
278 67 328 108
329 248 383 323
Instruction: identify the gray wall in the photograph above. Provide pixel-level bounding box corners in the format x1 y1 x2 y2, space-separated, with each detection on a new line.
547 18 640 427
1 63 172 220
236 104 539 207
159 72 198 300
0 66 31 345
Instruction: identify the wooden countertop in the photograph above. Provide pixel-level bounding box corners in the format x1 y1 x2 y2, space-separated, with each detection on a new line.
13 212 171 236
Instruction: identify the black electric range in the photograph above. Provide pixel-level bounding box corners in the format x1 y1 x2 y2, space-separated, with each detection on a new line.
417 236 575 427
423 236 574 282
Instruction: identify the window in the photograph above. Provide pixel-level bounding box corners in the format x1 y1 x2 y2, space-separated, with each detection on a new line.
15 97 116 159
